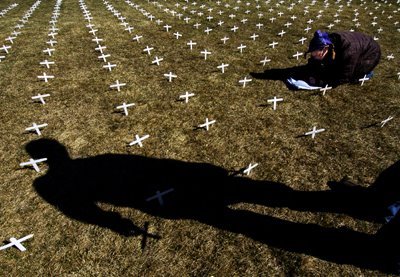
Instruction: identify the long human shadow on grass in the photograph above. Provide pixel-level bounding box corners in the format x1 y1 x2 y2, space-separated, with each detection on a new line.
25 139 399 274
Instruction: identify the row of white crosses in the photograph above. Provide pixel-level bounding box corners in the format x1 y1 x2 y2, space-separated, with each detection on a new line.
28 0 63 139
0 3 18 18
80 0 149 147
1 1 42 63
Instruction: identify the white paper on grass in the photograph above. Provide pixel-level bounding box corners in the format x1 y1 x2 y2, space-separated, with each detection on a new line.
287 78 322 90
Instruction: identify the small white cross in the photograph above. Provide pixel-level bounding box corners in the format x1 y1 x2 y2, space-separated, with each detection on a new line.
143 46 153 55
125 26 134 33
278 30 286 37
0 234 34 252
116 102 135 116
204 27 212 34
199 118 216 131
163 24 172 32
298 37 307 44
152 56 163 66
387 54 395 60
320 84 332 96
95 45 106 53
250 33 259 40
231 26 239 32
269 41 278 48
110 80 126 91
187 40 196 50
103 62 116 71
243 163 258 175
380 116 393 127
292 51 303 60
5 36 16 44
20 158 47 172
43 48 55 56
217 63 229 73
237 44 247 53
174 32 182 39
0 45 11 53
256 23 263 29
146 188 174 206
267 96 283 110
164 72 177 82
32 93 50 104
129 134 149 147
304 26 311 33
179 91 195 103
304 126 325 139
260 57 271 66
37 73 54 82
92 37 103 44
239 77 252 88
132 35 143 42
193 23 201 29
25 122 48 135
200 49 211 60
98 53 110 62
40 60 54 69
359 75 369 86
221 36 229 44
284 22 292 28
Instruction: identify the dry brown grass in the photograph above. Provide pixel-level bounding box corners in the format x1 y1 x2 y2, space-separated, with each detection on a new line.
0 0 399 276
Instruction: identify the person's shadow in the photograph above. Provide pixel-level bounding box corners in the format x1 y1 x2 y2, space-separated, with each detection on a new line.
25 139 399 274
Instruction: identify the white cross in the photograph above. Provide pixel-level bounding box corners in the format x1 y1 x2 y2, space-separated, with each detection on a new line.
260 57 271 66
47 40 57 47
320 84 332 96
243 163 258 175
237 44 246 53
20 158 47 172
359 75 369 86
43 48 55 56
110 80 126 91
88 28 97 35
199 118 216 131
278 30 286 37
32 93 50 104
164 72 177 82
380 116 393 127
269 17 276 22
204 27 212 34
200 49 211 60
163 24 172 32
269 41 278 48
299 37 307 44
218 20 224 26
304 126 325 139
95 45 106 54
231 26 239 32
25 122 48 135
125 26 134 33
37 73 54 82
284 22 292 28
217 63 229 73
132 35 143 42
267 96 283 110
0 45 11 53
250 33 259 40
174 32 182 39
40 60 54 68
129 134 149 147
103 62 116 71
221 36 229 44
146 188 174 206
327 23 334 29
98 53 110 62
152 56 163 66
5 36 16 44
141 46 153 55
116 102 135 116
239 77 252 88
292 51 303 60
92 37 103 44
179 91 195 103
187 40 196 50
0 234 34 252
304 26 311 33
387 54 395 60
256 23 263 29
193 23 201 29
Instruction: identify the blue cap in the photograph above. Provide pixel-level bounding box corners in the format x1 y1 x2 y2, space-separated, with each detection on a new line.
307 30 332 52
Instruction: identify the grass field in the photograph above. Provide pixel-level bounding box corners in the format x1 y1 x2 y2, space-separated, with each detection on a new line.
0 0 399 275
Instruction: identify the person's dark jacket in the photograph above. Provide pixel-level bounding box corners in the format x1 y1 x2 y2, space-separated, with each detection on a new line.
308 31 381 86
